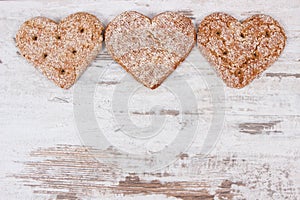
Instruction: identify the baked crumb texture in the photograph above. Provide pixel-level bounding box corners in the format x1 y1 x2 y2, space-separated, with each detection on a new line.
105 11 196 89
197 13 286 88
16 12 104 89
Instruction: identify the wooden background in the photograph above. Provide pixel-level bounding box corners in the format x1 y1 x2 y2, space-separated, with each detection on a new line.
0 0 299 199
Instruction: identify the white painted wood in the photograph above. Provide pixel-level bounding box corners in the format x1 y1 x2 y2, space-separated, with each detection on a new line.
0 0 299 199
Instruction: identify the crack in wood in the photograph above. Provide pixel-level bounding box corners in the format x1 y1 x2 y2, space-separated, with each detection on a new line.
130 110 204 116
159 109 180 116
134 2 150 7
179 153 189 160
97 80 120 85
131 109 180 116
240 11 262 16
265 73 300 78
177 10 195 20
117 175 214 200
214 180 245 200
239 120 281 134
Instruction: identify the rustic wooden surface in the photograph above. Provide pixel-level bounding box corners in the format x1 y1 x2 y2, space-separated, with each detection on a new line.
0 0 299 199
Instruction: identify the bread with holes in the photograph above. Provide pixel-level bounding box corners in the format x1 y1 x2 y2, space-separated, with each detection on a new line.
16 12 104 89
197 13 286 88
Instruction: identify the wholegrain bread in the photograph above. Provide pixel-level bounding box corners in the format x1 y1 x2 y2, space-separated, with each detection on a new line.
105 11 196 89
197 13 286 88
16 12 104 89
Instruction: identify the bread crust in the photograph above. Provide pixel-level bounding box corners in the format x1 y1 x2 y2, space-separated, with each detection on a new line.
105 11 196 89
16 12 104 89
197 12 286 88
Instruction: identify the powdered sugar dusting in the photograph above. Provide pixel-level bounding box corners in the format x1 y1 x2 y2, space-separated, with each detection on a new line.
16 12 104 89
105 11 196 89
197 13 286 88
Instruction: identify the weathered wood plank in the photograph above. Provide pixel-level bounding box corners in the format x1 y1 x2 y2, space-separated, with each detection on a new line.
0 0 299 199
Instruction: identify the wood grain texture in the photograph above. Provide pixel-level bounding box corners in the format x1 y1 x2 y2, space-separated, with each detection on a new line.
0 0 299 199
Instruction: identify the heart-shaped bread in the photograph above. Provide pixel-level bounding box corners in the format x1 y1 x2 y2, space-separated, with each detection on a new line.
105 11 196 89
16 12 104 89
197 13 286 88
